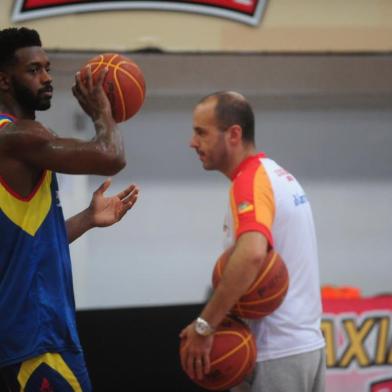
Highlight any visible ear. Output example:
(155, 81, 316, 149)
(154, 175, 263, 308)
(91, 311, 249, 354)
(0, 71, 11, 91)
(226, 124, 243, 146)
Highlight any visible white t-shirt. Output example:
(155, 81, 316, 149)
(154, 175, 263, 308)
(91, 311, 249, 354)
(224, 153, 325, 362)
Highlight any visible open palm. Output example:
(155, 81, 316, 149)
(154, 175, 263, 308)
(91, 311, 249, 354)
(89, 179, 139, 227)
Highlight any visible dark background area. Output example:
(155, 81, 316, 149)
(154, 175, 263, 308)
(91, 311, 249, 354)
(0, 304, 227, 392)
(77, 304, 211, 391)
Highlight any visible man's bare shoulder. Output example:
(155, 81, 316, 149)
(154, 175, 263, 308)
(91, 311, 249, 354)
(0, 119, 56, 150)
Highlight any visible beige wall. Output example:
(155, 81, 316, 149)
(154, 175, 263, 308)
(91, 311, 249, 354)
(2, 0, 392, 52)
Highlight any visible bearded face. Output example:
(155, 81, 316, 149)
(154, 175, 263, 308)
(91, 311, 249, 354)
(4, 46, 53, 115)
(11, 74, 52, 111)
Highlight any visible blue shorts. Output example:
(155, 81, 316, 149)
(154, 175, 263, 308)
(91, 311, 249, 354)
(0, 351, 92, 392)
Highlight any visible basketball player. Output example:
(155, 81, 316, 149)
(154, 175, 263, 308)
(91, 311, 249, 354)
(0, 27, 138, 391)
(180, 91, 326, 392)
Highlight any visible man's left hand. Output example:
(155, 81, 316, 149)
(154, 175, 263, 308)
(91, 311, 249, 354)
(88, 178, 139, 227)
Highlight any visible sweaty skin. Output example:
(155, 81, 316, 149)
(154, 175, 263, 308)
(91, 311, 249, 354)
(0, 46, 125, 198)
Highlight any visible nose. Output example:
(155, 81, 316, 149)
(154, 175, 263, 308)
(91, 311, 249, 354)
(41, 69, 52, 85)
(189, 134, 198, 149)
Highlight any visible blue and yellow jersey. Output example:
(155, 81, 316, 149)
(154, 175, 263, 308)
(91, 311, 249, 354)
(0, 114, 81, 367)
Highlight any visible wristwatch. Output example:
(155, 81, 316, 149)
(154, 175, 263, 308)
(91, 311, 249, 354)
(194, 317, 215, 336)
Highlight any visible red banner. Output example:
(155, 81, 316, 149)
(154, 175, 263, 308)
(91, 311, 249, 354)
(12, 0, 267, 25)
(322, 296, 392, 392)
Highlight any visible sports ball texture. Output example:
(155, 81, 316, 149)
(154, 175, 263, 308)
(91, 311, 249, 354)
(80, 53, 146, 123)
(181, 316, 256, 391)
(212, 248, 289, 319)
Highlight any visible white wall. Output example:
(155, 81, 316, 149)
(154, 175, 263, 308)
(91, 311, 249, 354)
(40, 53, 392, 309)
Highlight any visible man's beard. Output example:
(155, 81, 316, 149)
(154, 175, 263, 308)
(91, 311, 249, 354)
(11, 77, 52, 111)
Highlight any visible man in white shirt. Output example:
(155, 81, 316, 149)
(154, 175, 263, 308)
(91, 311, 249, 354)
(180, 91, 325, 392)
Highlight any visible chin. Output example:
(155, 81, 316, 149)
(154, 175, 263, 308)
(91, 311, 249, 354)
(202, 163, 215, 171)
(36, 101, 51, 111)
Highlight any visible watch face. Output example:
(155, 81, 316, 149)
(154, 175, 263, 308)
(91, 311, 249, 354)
(197, 322, 207, 335)
(195, 318, 211, 336)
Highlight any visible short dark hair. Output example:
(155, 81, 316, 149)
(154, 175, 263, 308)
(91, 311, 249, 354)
(199, 91, 255, 144)
(0, 27, 42, 70)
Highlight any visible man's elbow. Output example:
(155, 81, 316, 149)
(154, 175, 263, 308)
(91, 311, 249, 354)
(248, 247, 268, 269)
(102, 155, 126, 175)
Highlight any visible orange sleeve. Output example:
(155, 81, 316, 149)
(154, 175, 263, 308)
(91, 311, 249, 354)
(230, 163, 275, 246)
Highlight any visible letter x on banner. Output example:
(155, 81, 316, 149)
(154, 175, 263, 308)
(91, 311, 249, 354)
(322, 296, 392, 392)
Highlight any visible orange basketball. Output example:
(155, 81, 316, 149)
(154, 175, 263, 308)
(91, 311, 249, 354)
(79, 53, 146, 123)
(212, 248, 289, 319)
(181, 316, 256, 391)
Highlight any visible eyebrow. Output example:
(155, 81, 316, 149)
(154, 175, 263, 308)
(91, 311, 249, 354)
(27, 60, 51, 67)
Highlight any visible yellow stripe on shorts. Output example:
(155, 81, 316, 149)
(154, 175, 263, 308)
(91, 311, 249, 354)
(17, 353, 82, 392)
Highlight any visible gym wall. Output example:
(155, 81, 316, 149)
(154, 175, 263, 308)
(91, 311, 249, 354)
(2, 0, 392, 52)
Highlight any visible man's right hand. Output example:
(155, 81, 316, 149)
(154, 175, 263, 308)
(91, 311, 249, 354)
(179, 322, 213, 380)
(72, 66, 113, 122)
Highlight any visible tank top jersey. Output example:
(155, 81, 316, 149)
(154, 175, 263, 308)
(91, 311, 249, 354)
(0, 114, 81, 367)
(223, 153, 325, 362)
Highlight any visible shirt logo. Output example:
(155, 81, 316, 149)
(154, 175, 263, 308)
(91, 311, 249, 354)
(55, 190, 62, 207)
(12, 0, 268, 26)
(40, 378, 53, 392)
(274, 167, 294, 182)
(237, 201, 254, 214)
(293, 193, 308, 206)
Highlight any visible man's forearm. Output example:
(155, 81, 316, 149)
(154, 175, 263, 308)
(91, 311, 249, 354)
(199, 232, 268, 328)
(66, 208, 94, 244)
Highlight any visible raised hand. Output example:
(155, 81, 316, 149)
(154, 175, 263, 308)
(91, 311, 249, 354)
(88, 178, 139, 228)
(72, 66, 112, 120)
